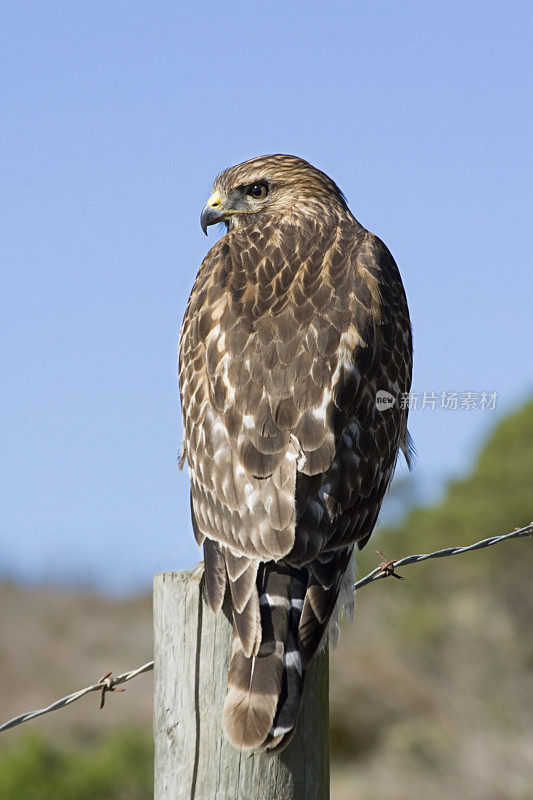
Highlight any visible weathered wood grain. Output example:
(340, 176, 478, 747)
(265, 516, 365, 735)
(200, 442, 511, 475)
(153, 567, 329, 800)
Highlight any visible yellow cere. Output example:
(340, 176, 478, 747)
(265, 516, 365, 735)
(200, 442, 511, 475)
(207, 191, 223, 209)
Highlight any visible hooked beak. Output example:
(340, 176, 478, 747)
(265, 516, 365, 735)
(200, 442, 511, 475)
(200, 191, 227, 235)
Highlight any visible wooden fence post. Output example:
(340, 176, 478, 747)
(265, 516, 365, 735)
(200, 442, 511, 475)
(153, 566, 329, 800)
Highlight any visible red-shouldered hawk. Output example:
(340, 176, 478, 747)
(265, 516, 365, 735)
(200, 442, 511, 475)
(179, 155, 413, 752)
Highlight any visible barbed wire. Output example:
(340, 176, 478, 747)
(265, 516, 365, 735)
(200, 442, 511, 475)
(353, 521, 533, 591)
(1, 522, 531, 735)
(0, 661, 154, 733)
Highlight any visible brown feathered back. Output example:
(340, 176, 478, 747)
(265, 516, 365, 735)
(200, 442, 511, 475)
(179, 155, 412, 751)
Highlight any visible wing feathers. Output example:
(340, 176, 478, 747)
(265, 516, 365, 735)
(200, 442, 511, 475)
(299, 548, 353, 668)
(227, 556, 258, 614)
(203, 537, 226, 613)
(232, 591, 261, 658)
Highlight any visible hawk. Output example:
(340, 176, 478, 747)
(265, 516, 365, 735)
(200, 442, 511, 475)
(178, 154, 412, 752)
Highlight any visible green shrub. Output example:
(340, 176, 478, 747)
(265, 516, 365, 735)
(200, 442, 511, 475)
(0, 729, 153, 800)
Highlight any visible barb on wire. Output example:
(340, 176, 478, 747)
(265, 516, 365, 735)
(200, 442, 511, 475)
(353, 522, 533, 592)
(0, 661, 154, 733)
(374, 550, 405, 580)
(1, 522, 532, 735)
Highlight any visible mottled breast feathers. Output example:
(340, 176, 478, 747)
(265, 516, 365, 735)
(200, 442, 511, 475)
(179, 211, 411, 565)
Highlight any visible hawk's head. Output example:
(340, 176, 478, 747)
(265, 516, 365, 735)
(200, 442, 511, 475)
(200, 154, 348, 234)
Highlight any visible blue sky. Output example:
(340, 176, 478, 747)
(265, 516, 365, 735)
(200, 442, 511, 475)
(1, 1, 531, 592)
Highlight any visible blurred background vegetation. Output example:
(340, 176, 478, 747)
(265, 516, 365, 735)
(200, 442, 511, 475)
(1, 398, 532, 799)
(0, 731, 152, 800)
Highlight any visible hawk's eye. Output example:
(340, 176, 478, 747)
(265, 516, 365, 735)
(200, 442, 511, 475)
(246, 182, 268, 200)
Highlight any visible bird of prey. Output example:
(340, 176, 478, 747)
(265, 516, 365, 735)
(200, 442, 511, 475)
(178, 154, 412, 752)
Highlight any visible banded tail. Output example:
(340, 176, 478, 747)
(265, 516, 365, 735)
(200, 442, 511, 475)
(203, 538, 353, 752)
